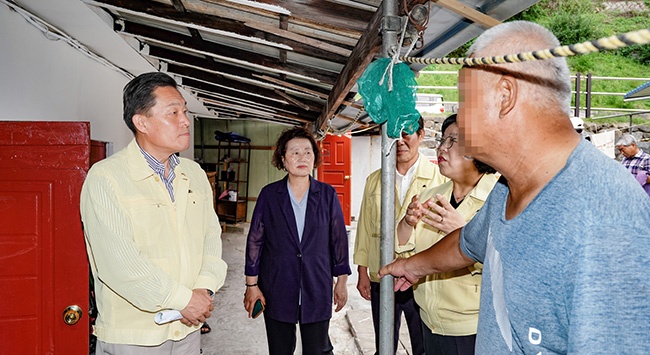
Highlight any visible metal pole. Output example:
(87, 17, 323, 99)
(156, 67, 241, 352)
(586, 73, 592, 119)
(574, 72, 581, 117)
(380, 0, 399, 354)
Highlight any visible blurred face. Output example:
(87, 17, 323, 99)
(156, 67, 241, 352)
(136, 86, 190, 159)
(283, 138, 315, 178)
(457, 67, 486, 158)
(396, 130, 424, 167)
(457, 66, 505, 160)
(437, 123, 477, 180)
(616, 143, 638, 158)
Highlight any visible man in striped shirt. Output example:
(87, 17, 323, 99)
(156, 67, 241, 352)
(616, 134, 650, 196)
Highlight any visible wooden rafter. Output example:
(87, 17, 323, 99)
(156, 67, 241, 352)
(431, 0, 501, 28)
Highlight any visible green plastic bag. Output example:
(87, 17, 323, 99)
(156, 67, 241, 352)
(357, 58, 420, 138)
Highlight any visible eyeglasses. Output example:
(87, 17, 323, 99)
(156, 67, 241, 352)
(436, 135, 458, 150)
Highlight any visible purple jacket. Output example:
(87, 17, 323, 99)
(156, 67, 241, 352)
(245, 176, 351, 324)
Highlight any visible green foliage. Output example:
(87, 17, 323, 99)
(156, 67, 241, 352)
(567, 56, 595, 73)
(618, 44, 650, 66)
(542, 13, 603, 45)
(415, 0, 650, 114)
(446, 41, 473, 58)
(513, 0, 601, 20)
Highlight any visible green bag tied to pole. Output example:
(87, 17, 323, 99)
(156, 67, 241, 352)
(357, 58, 420, 139)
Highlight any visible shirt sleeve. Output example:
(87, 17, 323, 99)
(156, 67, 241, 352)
(394, 223, 416, 255)
(460, 200, 489, 263)
(329, 186, 351, 276)
(245, 188, 266, 276)
(81, 170, 192, 312)
(353, 176, 374, 267)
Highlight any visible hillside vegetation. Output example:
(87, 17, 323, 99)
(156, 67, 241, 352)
(416, 0, 650, 122)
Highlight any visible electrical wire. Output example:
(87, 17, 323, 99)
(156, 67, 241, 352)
(1, 0, 133, 79)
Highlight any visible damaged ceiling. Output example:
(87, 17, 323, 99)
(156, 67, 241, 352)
(12, 0, 541, 134)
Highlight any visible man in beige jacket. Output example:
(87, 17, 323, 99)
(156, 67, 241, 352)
(81, 72, 227, 354)
(354, 117, 447, 354)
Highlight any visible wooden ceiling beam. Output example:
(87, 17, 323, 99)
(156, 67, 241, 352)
(91, 0, 349, 62)
(147, 46, 334, 96)
(199, 0, 374, 33)
(273, 90, 312, 111)
(167, 64, 288, 104)
(255, 74, 361, 109)
(120, 21, 339, 85)
(244, 22, 351, 57)
(194, 91, 300, 116)
(181, 77, 320, 121)
(255, 74, 328, 100)
(431, 0, 501, 28)
(315, 4, 382, 129)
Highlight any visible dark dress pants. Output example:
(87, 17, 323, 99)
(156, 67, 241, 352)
(264, 312, 333, 355)
(421, 322, 476, 355)
(370, 281, 425, 355)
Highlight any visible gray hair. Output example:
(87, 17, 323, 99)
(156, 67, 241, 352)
(616, 134, 637, 146)
(467, 21, 572, 115)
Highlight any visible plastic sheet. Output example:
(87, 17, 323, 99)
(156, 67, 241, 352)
(357, 58, 420, 138)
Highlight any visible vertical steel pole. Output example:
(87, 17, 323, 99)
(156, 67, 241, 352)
(586, 73, 592, 119)
(380, 0, 398, 354)
(574, 72, 581, 118)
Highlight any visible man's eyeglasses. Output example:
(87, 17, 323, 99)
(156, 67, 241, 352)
(436, 136, 458, 150)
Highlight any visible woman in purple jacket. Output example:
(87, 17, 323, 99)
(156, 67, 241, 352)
(243, 127, 351, 354)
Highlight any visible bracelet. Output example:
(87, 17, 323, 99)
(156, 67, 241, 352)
(245, 283, 258, 287)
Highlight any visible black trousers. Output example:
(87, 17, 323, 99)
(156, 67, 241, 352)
(370, 281, 425, 354)
(422, 322, 476, 355)
(263, 313, 333, 355)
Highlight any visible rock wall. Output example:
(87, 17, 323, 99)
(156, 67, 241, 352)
(421, 116, 650, 158)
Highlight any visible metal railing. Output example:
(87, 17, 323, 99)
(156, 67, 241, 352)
(417, 71, 650, 119)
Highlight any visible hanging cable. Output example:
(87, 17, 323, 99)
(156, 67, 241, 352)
(396, 27, 650, 66)
(1, 0, 133, 79)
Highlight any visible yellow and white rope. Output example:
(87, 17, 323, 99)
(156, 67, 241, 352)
(398, 28, 650, 66)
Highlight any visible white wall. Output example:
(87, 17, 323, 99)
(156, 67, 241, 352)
(0, 4, 133, 150)
(0, 2, 200, 158)
(350, 135, 382, 221)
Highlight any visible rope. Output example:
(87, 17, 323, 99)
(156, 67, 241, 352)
(398, 28, 650, 66)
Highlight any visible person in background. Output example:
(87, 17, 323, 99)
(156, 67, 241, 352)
(354, 116, 447, 354)
(379, 21, 650, 353)
(396, 114, 498, 355)
(615, 134, 650, 196)
(81, 72, 227, 354)
(244, 127, 351, 355)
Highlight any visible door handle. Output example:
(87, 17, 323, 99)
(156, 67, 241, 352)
(63, 305, 83, 325)
(344, 175, 351, 180)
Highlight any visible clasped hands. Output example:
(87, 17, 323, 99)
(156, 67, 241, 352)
(383, 194, 466, 291)
(403, 194, 465, 234)
(179, 288, 214, 326)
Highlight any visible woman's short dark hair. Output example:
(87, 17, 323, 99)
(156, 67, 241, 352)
(272, 127, 321, 170)
(441, 114, 496, 174)
(123, 72, 178, 134)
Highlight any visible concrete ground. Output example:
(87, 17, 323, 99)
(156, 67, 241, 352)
(201, 222, 415, 355)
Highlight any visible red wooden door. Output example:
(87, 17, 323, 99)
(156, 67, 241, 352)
(318, 133, 352, 225)
(0, 121, 90, 354)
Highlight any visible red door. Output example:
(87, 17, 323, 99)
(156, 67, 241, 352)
(318, 133, 352, 225)
(0, 121, 90, 354)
